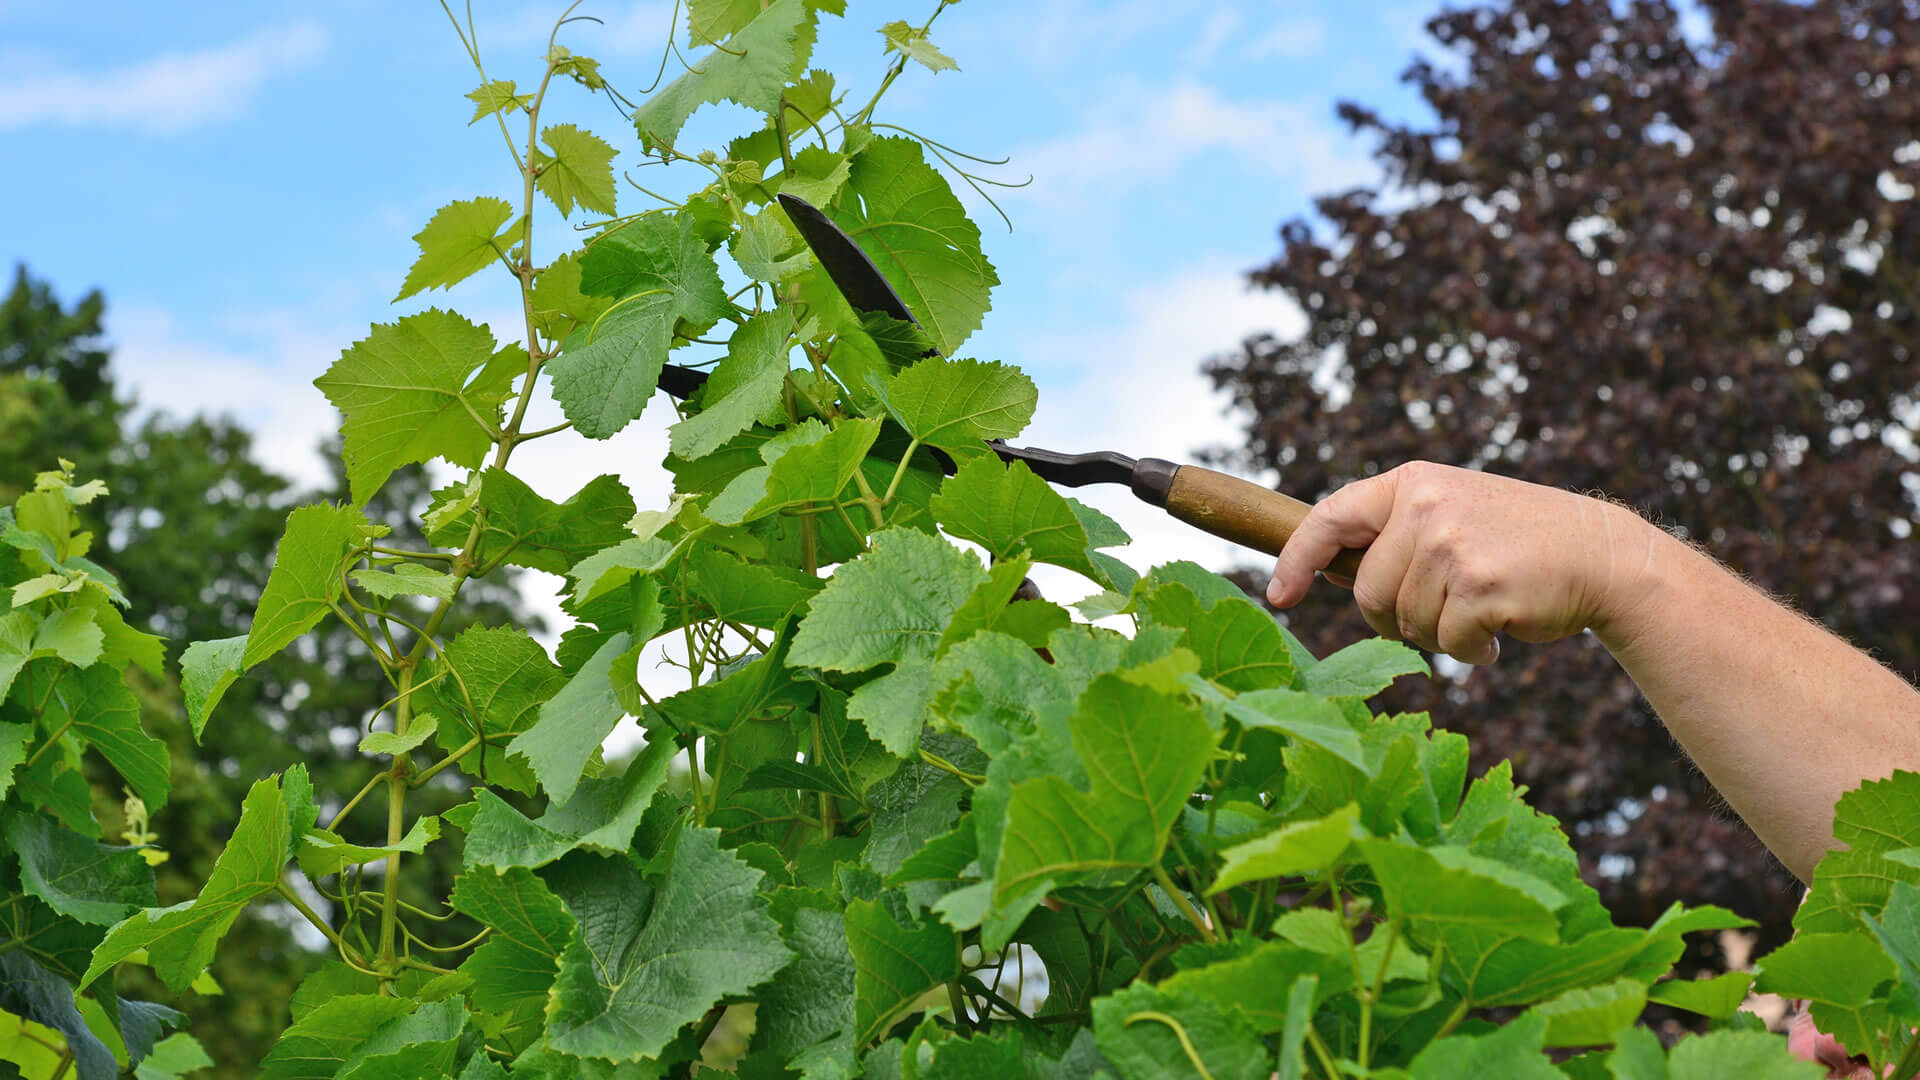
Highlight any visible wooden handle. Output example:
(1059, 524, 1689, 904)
(1158, 464, 1366, 580)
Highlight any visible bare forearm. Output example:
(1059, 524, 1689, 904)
(1593, 521, 1920, 883)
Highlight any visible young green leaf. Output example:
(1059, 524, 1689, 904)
(1207, 803, 1361, 893)
(296, 816, 440, 879)
(635, 0, 817, 151)
(418, 625, 566, 796)
(394, 197, 516, 301)
(10, 814, 156, 926)
(879, 20, 957, 72)
(730, 206, 814, 283)
(845, 896, 961, 1044)
(315, 312, 521, 505)
(543, 829, 794, 1061)
(1646, 970, 1756, 1020)
(448, 867, 575, 1015)
(548, 212, 731, 439)
(532, 123, 618, 218)
(17, 662, 168, 810)
(460, 738, 674, 870)
(669, 311, 793, 460)
(84, 766, 312, 992)
(348, 563, 456, 602)
(789, 526, 985, 672)
(1091, 982, 1269, 1080)
(1300, 637, 1430, 698)
(242, 503, 369, 670)
(1798, 770, 1920, 935)
(873, 357, 1035, 450)
(1407, 1011, 1562, 1080)
(930, 457, 1112, 582)
(1529, 977, 1649, 1048)
(465, 80, 529, 123)
(704, 417, 884, 525)
(503, 630, 633, 804)
(833, 136, 998, 355)
(993, 674, 1214, 905)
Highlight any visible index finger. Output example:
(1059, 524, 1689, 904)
(1266, 469, 1402, 608)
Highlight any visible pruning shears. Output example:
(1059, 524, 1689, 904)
(653, 194, 1365, 579)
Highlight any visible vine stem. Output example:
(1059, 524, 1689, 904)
(325, 770, 388, 832)
(1150, 863, 1217, 945)
(276, 878, 364, 965)
(410, 735, 483, 788)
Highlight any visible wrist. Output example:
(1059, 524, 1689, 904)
(1582, 498, 1676, 653)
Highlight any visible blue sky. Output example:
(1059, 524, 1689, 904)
(0, 0, 1439, 607)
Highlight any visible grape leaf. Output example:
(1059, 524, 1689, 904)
(1137, 580, 1296, 692)
(165, 632, 235, 734)
(0, 610, 35, 701)
(669, 311, 792, 460)
(10, 814, 156, 925)
(260, 995, 414, 1080)
(394, 197, 516, 301)
(685, 545, 821, 627)
(449, 867, 574, 1014)
(243, 504, 369, 670)
(528, 250, 614, 344)
(504, 630, 633, 804)
(1799, 770, 1920, 935)
(1529, 977, 1648, 1048)
(1300, 637, 1430, 698)
(349, 563, 456, 602)
(419, 625, 565, 796)
(533, 123, 617, 217)
(993, 674, 1214, 905)
(879, 20, 957, 72)
(466, 80, 528, 123)
(873, 358, 1034, 451)
(1646, 970, 1754, 1021)
(1222, 688, 1367, 771)
(1754, 931, 1896, 1055)
(34, 607, 101, 667)
(0, 952, 120, 1080)
(84, 766, 312, 992)
(544, 829, 794, 1061)
(296, 816, 440, 879)
(1207, 803, 1361, 893)
(704, 417, 883, 525)
(789, 527, 986, 673)
(687, 0, 760, 44)
(548, 212, 731, 439)
(335, 998, 466, 1080)
(1360, 837, 1562, 959)
(0, 721, 28, 800)
(831, 136, 997, 355)
(424, 469, 636, 578)
(754, 903, 856, 1060)
(460, 738, 674, 870)
(730, 206, 813, 283)
(18, 662, 168, 810)
(931, 457, 1111, 583)
(1664, 1029, 1825, 1079)
(845, 896, 960, 1044)
(635, 0, 815, 151)
(1407, 1011, 1561, 1080)
(1091, 982, 1268, 1080)
(133, 1033, 213, 1080)
(780, 144, 851, 206)
(315, 311, 521, 505)
(357, 713, 439, 757)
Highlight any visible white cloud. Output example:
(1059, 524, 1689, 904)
(1013, 81, 1379, 210)
(1245, 15, 1327, 61)
(1185, 10, 1243, 67)
(110, 302, 345, 488)
(1014, 259, 1308, 604)
(0, 24, 326, 134)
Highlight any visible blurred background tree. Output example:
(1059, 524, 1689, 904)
(0, 264, 536, 1075)
(1208, 0, 1920, 967)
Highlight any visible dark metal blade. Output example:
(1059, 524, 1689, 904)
(657, 362, 708, 401)
(990, 441, 1138, 488)
(776, 193, 925, 335)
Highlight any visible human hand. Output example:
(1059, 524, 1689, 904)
(1265, 462, 1657, 664)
